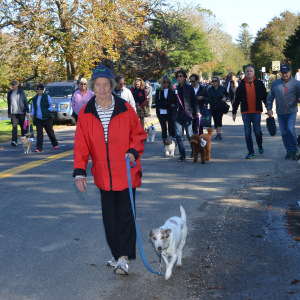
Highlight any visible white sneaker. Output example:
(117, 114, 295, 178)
(106, 257, 117, 267)
(114, 257, 129, 275)
(11, 141, 17, 146)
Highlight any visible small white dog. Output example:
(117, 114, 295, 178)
(149, 206, 187, 280)
(146, 124, 156, 142)
(163, 137, 178, 157)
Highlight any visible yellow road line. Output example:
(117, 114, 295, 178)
(0, 150, 74, 179)
(145, 118, 159, 128)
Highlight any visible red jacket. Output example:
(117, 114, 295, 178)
(73, 95, 147, 191)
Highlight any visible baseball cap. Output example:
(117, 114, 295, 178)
(11, 80, 18, 85)
(90, 65, 113, 81)
(280, 64, 290, 73)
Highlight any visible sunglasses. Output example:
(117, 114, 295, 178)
(80, 83, 87, 85)
(37, 88, 43, 90)
(163, 81, 170, 84)
(189, 80, 196, 83)
(176, 75, 183, 78)
(212, 80, 218, 83)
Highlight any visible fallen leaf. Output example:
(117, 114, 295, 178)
(290, 279, 300, 285)
(250, 234, 263, 238)
(223, 262, 235, 265)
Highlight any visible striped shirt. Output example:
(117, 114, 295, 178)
(95, 96, 115, 143)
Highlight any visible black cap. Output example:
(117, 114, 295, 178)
(280, 64, 290, 73)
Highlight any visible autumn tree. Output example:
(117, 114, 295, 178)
(0, 0, 151, 84)
(250, 11, 300, 72)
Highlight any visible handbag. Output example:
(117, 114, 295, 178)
(200, 104, 212, 127)
(222, 102, 230, 114)
(266, 117, 276, 136)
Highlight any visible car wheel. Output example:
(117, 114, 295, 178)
(71, 117, 76, 126)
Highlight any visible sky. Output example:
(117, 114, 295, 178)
(178, 0, 300, 41)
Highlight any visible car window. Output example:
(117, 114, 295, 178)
(45, 86, 74, 97)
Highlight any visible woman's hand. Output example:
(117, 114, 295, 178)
(75, 177, 87, 193)
(125, 153, 135, 163)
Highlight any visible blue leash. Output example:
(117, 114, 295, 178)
(125, 156, 163, 276)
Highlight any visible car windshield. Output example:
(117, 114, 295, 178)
(44, 86, 74, 97)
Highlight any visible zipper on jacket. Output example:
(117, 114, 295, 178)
(283, 81, 286, 114)
(106, 142, 113, 191)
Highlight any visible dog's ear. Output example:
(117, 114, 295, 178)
(165, 228, 172, 237)
(149, 230, 153, 238)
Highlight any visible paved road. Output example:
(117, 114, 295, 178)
(0, 107, 300, 299)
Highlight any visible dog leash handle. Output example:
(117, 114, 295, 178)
(126, 156, 163, 276)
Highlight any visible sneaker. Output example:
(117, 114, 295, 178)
(215, 134, 222, 140)
(114, 257, 129, 275)
(178, 155, 185, 162)
(106, 257, 117, 267)
(35, 149, 43, 153)
(285, 152, 292, 159)
(291, 150, 298, 160)
(245, 153, 255, 159)
(54, 145, 59, 149)
(11, 141, 17, 146)
(258, 146, 264, 154)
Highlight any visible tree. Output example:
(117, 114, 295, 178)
(0, 0, 150, 82)
(236, 23, 253, 61)
(284, 25, 300, 75)
(251, 11, 300, 72)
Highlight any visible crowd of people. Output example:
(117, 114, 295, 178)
(5, 63, 300, 277)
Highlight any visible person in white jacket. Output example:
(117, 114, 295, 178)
(113, 75, 136, 112)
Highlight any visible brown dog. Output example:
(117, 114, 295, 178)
(190, 128, 213, 163)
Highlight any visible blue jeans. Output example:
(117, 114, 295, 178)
(277, 113, 297, 152)
(242, 113, 263, 154)
(174, 112, 193, 157)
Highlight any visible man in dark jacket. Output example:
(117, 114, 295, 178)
(7, 80, 29, 146)
(232, 65, 267, 159)
(174, 69, 200, 161)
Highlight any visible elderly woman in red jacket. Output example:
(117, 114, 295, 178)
(73, 65, 147, 276)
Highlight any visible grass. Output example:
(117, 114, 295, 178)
(0, 120, 22, 143)
(0, 120, 73, 143)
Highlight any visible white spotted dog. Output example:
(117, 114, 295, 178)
(149, 206, 187, 280)
(163, 137, 178, 157)
(146, 123, 156, 142)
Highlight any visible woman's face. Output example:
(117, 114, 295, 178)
(37, 87, 43, 96)
(93, 77, 111, 101)
(80, 81, 87, 92)
(212, 78, 219, 88)
(163, 79, 171, 88)
(135, 80, 141, 88)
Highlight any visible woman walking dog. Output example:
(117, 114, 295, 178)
(73, 65, 147, 275)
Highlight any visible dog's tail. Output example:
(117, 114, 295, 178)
(180, 205, 186, 222)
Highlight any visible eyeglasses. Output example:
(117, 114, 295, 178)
(163, 81, 170, 84)
(189, 80, 195, 83)
(37, 88, 43, 90)
(176, 75, 183, 78)
(212, 80, 218, 83)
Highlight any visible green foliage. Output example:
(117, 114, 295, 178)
(236, 23, 253, 61)
(284, 25, 300, 75)
(251, 12, 300, 72)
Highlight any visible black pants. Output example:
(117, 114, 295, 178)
(157, 113, 175, 140)
(11, 114, 26, 142)
(211, 109, 223, 129)
(100, 188, 136, 260)
(35, 118, 58, 151)
(192, 118, 204, 135)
